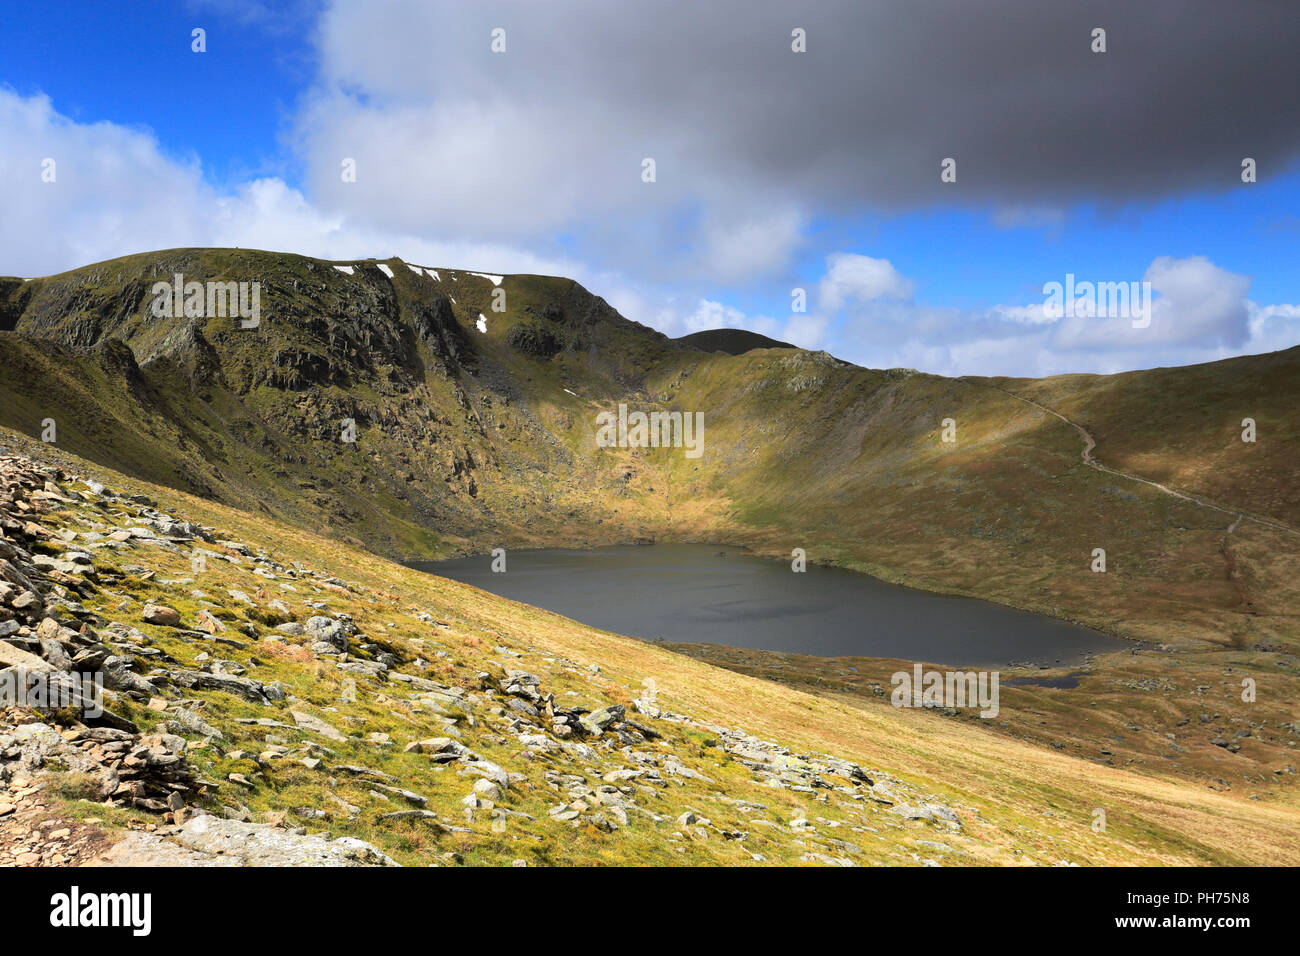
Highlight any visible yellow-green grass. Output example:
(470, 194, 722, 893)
(8, 428, 1298, 866)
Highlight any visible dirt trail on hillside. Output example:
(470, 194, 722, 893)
(991, 385, 1300, 540)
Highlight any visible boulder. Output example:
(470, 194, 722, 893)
(304, 616, 348, 652)
(97, 815, 399, 867)
(164, 669, 274, 705)
(0, 641, 54, 672)
(579, 704, 625, 736)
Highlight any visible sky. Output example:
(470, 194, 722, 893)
(1, 0, 1297, 377)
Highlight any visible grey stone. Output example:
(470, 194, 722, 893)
(290, 710, 348, 742)
(97, 814, 400, 867)
(304, 616, 348, 652)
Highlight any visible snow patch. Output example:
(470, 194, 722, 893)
(376, 264, 394, 278)
(469, 272, 504, 286)
(333, 265, 354, 275)
(563, 388, 578, 396)
(406, 264, 424, 276)
(426, 268, 441, 280)
(475, 313, 488, 334)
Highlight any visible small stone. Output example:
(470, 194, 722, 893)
(196, 609, 227, 634)
(290, 710, 347, 743)
(141, 604, 181, 627)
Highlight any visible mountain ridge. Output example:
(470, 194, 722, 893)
(2, 247, 1298, 655)
(2, 247, 1299, 867)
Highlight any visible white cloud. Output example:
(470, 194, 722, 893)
(0, 91, 209, 277)
(0, 89, 609, 293)
(681, 300, 750, 335)
(0, 85, 794, 339)
(821, 253, 1298, 377)
(1144, 255, 1253, 347)
(818, 254, 914, 310)
(0, 86, 1294, 382)
(1245, 302, 1300, 355)
(992, 303, 1058, 326)
(780, 313, 830, 349)
(1049, 256, 1252, 352)
(290, 2, 820, 285)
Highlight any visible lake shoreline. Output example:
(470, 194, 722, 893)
(414, 542, 1131, 669)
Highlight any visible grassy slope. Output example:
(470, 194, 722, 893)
(9, 428, 1299, 866)
(1000, 350, 1300, 527)
(649, 347, 1300, 651)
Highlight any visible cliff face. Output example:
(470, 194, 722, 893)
(0, 249, 683, 559)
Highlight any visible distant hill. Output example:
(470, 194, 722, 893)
(675, 328, 795, 354)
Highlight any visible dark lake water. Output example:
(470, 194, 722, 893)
(415, 544, 1129, 668)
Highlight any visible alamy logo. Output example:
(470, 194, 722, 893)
(49, 886, 152, 936)
(595, 403, 704, 459)
(1042, 273, 1151, 329)
(891, 664, 999, 718)
(149, 273, 261, 328)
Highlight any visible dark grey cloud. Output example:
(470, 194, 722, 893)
(315, 0, 1300, 208)
(9, 0, 1294, 378)
(299, 0, 1300, 285)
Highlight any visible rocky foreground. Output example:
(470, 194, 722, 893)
(0, 447, 989, 867)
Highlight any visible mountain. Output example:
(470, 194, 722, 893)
(2, 247, 1299, 866)
(675, 328, 797, 354)
(0, 248, 681, 559)
(3, 247, 1297, 652)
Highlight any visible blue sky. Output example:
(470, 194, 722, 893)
(0, 0, 314, 186)
(1, 0, 1297, 377)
